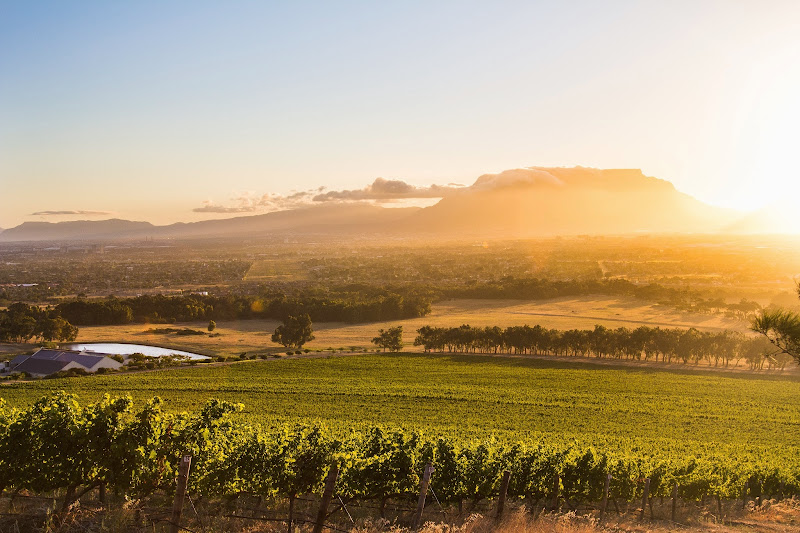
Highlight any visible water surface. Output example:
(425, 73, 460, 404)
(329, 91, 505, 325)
(67, 342, 210, 360)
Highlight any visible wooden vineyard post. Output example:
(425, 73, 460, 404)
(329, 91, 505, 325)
(312, 465, 339, 533)
(741, 481, 748, 510)
(170, 455, 192, 533)
(412, 463, 435, 529)
(599, 474, 612, 521)
(496, 470, 511, 520)
(640, 478, 650, 520)
(552, 475, 560, 511)
(671, 484, 678, 522)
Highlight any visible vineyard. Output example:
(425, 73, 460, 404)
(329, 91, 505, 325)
(2, 354, 799, 447)
(2, 354, 800, 529)
(1, 393, 799, 532)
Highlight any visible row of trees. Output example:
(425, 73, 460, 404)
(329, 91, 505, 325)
(0, 302, 78, 343)
(0, 394, 795, 512)
(55, 289, 431, 326)
(413, 324, 785, 369)
(439, 278, 762, 319)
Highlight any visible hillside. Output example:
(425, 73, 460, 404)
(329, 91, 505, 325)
(0, 219, 154, 241)
(405, 167, 739, 237)
(1, 167, 744, 241)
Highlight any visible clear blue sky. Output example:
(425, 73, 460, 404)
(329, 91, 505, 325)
(2, 1, 799, 226)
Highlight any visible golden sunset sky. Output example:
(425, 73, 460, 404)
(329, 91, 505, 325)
(1, 1, 799, 228)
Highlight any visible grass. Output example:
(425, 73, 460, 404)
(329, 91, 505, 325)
(49, 296, 748, 359)
(2, 352, 799, 459)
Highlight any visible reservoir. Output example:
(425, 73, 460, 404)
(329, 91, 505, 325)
(66, 342, 211, 361)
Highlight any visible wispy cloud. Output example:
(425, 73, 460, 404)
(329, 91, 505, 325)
(312, 178, 464, 202)
(30, 210, 114, 216)
(193, 190, 318, 214)
(193, 202, 257, 214)
(193, 170, 560, 215)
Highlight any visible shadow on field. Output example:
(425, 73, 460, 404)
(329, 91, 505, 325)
(410, 351, 800, 383)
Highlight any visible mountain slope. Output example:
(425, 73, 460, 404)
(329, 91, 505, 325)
(0, 205, 418, 242)
(403, 167, 738, 237)
(0, 219, 155, 242)
(1, 167, 742, 242)
(152, 203, 418, 238)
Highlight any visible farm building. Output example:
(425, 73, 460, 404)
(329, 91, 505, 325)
(4, 348, 123, 377)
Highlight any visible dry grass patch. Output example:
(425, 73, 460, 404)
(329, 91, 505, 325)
(63, 296, 748, 359)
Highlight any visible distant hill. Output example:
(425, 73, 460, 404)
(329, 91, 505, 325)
(0, 219, 155, 242)
(1, 167, 746, 242)
(152, 203, 419, 239)
(0, 205, 419, 242)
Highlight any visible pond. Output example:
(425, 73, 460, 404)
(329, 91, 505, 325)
(66, 342, 211, 361)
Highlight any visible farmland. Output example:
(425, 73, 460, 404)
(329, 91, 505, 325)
(3, 353, 799, 460)
(3, 237, 800, 530)
(30, 295, 747, 359)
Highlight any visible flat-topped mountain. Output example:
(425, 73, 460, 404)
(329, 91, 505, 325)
(405, 167, 738, 237)
(1, 167, 745, 242)
(0, 219, 155, 242)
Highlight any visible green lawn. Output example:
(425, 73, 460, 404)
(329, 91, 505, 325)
(2, 353, 799, 460)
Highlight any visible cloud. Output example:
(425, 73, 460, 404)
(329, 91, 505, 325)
(192, 169, 561, 215)
(193, 203, 257, 214)
(471, 168, 564, 191)
(313, 178, 464, 202)
(30, 210, 114, 216)
(193, 190, 317, 214)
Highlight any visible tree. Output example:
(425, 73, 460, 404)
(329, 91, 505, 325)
(750, 281, 800, 366)
(372, 326, 404, 352)
(752, 308, 800, 364)
(271, 314, 315, 349)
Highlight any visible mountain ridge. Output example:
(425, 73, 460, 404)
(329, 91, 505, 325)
(1, 167, 747, 242)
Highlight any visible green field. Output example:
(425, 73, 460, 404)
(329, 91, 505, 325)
(2, 353, 799, 458)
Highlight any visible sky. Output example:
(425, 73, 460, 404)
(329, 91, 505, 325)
(1, 0, 800, 228)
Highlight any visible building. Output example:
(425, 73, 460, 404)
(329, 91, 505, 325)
(4, 348, 123, 377)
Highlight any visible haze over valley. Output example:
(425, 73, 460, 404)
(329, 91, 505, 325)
(3, 2, 800, 531)
(0, 166, 771, 242)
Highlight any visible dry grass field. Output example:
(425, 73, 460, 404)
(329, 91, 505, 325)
(50, 296, 749, 359)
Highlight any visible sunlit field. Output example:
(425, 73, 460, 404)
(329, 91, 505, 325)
(3, 353, 799, 461)
(46, 296, 747, 359)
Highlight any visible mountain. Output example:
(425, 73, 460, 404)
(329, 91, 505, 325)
(0, 205, 418, 242)
(0, 167, 742, 242)
(0, 219, 155, 242)
(152, 203, 418, 238)
(403, 167, 739, 237)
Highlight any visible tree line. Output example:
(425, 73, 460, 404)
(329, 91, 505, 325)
(0, 394, 795, 514)
(0, 302, 78, 343)
(437, 277, 761, 318)
(413, 324, 786, 370)
(54, 288, 431, 326)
